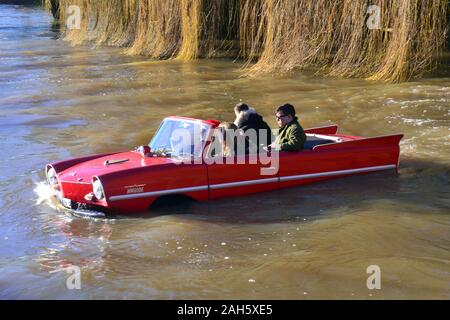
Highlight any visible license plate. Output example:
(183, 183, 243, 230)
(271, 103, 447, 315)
(55, 191, 72, 208)
(61, 197, 72, 208)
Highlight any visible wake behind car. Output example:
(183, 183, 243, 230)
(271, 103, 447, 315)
(45, 116, 403, 218)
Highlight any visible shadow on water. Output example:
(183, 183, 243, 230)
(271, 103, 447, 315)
(45, 21, 61, 40)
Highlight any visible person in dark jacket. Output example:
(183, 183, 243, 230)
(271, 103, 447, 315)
(270, 103, 306, 151)
(233, 103, 274, 152)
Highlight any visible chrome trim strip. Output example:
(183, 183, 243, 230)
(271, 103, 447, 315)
(304, 124, 338, 132)
(104, 158, 129, 166)
(279, 164, 396, 182)
(209, 178, 279, 190)
(306, 124, 338, 129)
(108, 164, 396, 202)
(109, 185, 209, 202)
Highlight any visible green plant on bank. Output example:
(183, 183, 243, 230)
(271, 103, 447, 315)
(43, 0, 449, 83)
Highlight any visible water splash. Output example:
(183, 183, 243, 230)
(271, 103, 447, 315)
(33, 181, 56, 208)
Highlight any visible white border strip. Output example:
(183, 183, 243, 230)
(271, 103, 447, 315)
(109, 185, 209, 202)
(279, 164, 396, 182)
(108, 164, 396, 202)
(209, 177, 279, 190)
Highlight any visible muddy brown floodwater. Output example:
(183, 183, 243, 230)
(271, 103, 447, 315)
(0, 5, 449, 299)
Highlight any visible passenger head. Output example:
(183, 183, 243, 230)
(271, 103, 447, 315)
(218, 122, 238, 143)
(234, 103, 249, 117)
(275, 103, 296, 127)
(218, 122, 238, 156)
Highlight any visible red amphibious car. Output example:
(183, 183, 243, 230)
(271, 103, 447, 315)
(45, 116, 403, 217)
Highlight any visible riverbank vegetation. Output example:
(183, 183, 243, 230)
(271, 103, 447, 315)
(43, 0, 449, 82)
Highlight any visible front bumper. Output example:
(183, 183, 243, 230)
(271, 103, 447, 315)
(55, 190, 107, 219)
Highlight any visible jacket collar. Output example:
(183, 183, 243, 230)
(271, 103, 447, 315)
(280, 117, 298, 130)
(234, 107, 256, 127)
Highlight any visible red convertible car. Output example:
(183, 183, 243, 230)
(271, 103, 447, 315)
(45, 116, 403, 218)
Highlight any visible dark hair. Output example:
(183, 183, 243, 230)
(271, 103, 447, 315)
(234, 103, 249, 113)
(276, 103, 296, 116)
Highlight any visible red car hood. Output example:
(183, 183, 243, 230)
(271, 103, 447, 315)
(57, 151, 173, 184)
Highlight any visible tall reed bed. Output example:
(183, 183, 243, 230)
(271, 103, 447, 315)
(43, 0, 448, 82)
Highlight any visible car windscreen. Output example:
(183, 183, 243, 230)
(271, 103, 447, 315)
(149, 119, 210, 158)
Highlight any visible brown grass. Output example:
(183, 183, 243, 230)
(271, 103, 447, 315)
(44, 0, 449, 82)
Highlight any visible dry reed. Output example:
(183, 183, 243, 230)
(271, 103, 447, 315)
(44, 0, 449, 82)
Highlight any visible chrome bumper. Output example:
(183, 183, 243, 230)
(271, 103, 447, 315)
(54, 190, 106, 219)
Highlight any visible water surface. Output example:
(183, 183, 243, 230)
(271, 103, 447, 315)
(0, 5, 449, 299)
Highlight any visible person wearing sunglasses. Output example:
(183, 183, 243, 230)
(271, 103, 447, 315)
(270, 103, 306, 152)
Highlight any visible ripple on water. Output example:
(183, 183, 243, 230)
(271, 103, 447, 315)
(1, 4, 449, 299)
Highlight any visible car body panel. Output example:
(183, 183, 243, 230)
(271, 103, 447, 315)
(207, 155, 279, 200)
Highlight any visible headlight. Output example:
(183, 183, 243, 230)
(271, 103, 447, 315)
(46, 167, 57, 185)
(93, 179, 105, 200)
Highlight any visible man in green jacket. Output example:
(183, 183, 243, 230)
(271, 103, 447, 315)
(270, 104, 306, 151)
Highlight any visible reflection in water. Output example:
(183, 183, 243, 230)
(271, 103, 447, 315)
(0, 5, 448, 299)
(35, 212, 113, 272)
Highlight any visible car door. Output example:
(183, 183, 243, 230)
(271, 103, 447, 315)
(278, 149, 346, 189)
(206, 153, 279, 200)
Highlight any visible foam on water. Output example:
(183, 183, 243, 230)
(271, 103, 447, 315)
(401, 118, 435, 126)
(33, 181, 56, 208)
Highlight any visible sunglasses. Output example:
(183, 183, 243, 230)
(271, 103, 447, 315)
(276, 114, 289, 120)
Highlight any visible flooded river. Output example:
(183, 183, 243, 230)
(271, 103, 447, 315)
(0, 5, 449, 299)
